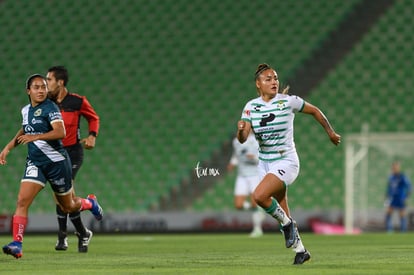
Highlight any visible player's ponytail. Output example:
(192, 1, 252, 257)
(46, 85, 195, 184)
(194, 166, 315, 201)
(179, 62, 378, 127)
(280, 84, 290, 95)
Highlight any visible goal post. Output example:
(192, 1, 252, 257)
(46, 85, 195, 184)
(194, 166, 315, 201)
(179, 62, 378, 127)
(344, 127, 414, 234)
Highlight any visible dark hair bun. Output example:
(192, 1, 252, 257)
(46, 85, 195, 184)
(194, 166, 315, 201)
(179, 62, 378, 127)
(254, 63, 271, 80)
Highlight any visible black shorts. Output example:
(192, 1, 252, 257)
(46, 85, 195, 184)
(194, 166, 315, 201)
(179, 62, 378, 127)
(65, 143, 84, 180)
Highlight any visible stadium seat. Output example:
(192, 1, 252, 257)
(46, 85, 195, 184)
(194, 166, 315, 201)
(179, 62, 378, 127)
(2, 0, 411, 215)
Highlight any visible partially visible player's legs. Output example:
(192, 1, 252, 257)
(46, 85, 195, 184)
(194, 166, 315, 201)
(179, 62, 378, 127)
(64, 150, 92, 251)
(55, 190, 103, 221)
(55, 191, 91, 252)
(54, 193, 97, 252)
(291, 232, 311, 265)
(235, 194, 262, 237)
(68, 192, 88, 236)
(385, 207, 393, 232)
(234, 195, 248, 210)
(254, 173, 310, 264)
(399, 208, 407, 232)
(75, 224, 93, 253)
(250, 206, 265, 237)
(55, 205, 91, 252)
(248, 194, 264, 238)
(273, 181, 310, 264)
(248, 176, 265, 237)
(273, 187, 310, 264)
(235, 176, 263, 237)
(68, 190, 92, 252)
(50, 159, 103, 221)
(253, 174, 295, 246)
(55, 192, 102, 253)
(55, 204, 69, 250)
(3, 181, 43, 259)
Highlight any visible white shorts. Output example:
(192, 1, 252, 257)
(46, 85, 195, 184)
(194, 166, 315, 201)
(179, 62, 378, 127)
(258, 152, 300, 186)
(234, 174, 261, 196)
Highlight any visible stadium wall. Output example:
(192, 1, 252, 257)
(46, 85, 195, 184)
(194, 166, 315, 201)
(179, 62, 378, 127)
(2, 210, 413, 234)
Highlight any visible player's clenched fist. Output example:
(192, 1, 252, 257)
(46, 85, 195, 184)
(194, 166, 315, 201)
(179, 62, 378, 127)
(238, 120, 246, 131)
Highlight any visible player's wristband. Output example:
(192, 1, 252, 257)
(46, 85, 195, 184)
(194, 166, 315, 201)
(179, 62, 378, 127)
(89, 131, 97, 137)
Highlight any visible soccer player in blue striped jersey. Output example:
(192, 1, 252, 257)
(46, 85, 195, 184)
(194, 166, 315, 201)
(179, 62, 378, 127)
(237, 64, 341, 264)
(0, 74, 103, 259)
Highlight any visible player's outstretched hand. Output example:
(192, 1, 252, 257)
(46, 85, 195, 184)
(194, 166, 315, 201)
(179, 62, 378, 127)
(329, 132, 341, 146)
(0, 149, 9, 165)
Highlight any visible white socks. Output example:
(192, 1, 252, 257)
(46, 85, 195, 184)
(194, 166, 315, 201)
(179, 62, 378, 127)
(291, 230, 305, 253)
(252, 208, 265, 231)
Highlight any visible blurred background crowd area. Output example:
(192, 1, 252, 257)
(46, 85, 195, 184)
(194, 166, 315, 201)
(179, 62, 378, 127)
(0, 0, 413, 217)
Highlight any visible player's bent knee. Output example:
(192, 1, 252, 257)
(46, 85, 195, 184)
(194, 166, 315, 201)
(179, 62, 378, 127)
(57, 199, 80, 213)
(252, 190, 266, 206)
(60, 205, 78, 214)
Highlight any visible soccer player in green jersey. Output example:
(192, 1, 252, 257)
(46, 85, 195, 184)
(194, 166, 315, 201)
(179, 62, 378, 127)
(228, 131, 265, 237)
(237, 64, 341, 264)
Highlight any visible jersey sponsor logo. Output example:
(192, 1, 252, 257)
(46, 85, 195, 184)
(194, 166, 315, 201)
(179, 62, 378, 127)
(50, 177, 66, 186)
(56, 187, 67, 193)
(49, 111, 62, 121)
(50, 178, 68, 193)
(244, 109, 250, 116)
(34, 109, 42, 117)
(31, 117, 43, 124)
(259, 113, 276, 126)
(25, 165, 38, 177)
(258, 132, 280, 140)
(24, 124, 35, 133)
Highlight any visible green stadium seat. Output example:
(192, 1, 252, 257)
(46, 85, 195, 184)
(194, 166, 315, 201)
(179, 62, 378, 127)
(3, 0, 408, 214)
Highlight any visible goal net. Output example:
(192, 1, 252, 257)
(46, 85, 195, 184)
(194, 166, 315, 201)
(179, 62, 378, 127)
(344, 127, 414, 234)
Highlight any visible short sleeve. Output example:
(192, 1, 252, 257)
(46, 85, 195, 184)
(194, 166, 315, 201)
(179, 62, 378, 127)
(241, 101, 252, 123)
(48, 102, 63, 123)
(290, 95, 305, 112)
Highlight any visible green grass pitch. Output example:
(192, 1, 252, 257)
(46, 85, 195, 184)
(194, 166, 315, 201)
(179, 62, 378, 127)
(0, 232, 412, 274)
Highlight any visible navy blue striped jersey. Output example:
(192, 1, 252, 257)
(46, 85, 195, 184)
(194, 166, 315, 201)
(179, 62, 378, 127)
(21, 99, 66, 165)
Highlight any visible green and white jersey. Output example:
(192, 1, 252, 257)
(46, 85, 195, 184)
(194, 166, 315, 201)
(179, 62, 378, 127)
(230, 133, 259, 177)
(241, 94, 305, 162)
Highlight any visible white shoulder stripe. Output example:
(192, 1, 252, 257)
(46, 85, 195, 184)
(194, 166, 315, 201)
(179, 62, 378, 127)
(33, 140, 65, 162)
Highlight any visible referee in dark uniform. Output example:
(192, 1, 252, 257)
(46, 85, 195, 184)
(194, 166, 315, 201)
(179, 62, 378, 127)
(46, 66, 100, 252)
